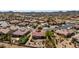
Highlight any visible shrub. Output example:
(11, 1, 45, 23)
(45, 30, 53, 38)
(19, 35, 30, 44)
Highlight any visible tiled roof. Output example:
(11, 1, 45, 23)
(32, 30, 45, 37)
(56, 29, 74, 36)
(10, 25, 19, 31)
(1, 28, 10, 34)
(12, 29, 30, 36)
(10, 20, 20, 24)
(72, 34, 79, 41)
(74, 24, 79, 29)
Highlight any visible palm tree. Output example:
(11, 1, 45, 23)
(4, 33, 12, 45)
(0, 34, 6, 42)
(45, 30, 57, 48)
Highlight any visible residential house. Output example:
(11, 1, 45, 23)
(55, 29, 74, 37)
(0, 21, 10, 28)
(74, 24, 79, 30)
(9, 20, 21, 25)
(32, 30, 46, 39)
(11, 29, 30, 44)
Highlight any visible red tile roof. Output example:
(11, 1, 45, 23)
(0, 28, 10, 34)
(74, 24, 79, 29)
(56, 29, 74, 36)
(72, 34, 79, 41)
(10, 20, 20, 24)
(12, 29, 30, 36)
(32, 30, 45, 37)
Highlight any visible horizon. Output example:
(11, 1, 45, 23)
(0, 10, 79, 12)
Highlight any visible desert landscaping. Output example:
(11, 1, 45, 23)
(0, 11, 79, 48)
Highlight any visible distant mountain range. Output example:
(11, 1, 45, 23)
(0, 10, 79, 17)
(0, 10, 79, 12)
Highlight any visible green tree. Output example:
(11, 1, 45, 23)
(45, 30, 57, 48)
(19, 35, 30, 44)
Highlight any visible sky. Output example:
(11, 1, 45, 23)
(0, 0, 79, 11)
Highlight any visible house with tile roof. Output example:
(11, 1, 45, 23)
(55, 29, 74, 37)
